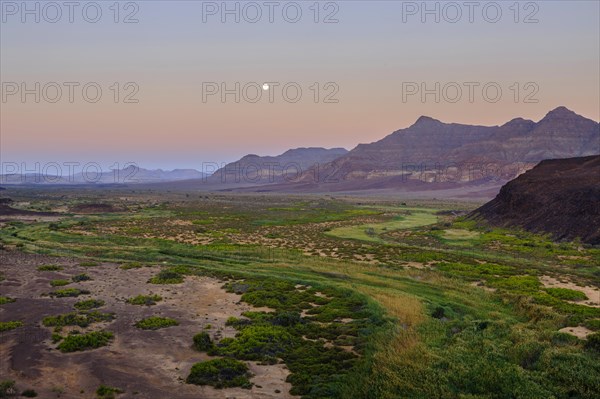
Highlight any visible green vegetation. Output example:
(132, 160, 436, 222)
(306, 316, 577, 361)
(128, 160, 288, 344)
(134, 316, 178, 330)
(37, 265, 62, 271)
(545, 287, 588, 301)
(186, 358, 252, 389)
(74, 299, 105, 310)
(72, 273, 92, 282)
(0, 321, 23, 332)
(126, 294, 162, 306)
(50, 279, 70, 287)
(96, 385, 123, 398)
(193, 332, 214, 351)
(148, 269, 184, 284)
(43, 311, 114, 328)
(49, 288, 90, 298)
(120, 261, 145, 270)
(0, 380, 16, 398)
(79, 261, 99, 267)
(21, 389, 38, 397)
(57, 331, 113, 352)
(0, 296, 15, 305)
(2, 194, 599, 398)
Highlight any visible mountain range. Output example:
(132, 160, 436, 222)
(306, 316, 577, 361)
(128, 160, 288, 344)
(2, 107, 598, 196)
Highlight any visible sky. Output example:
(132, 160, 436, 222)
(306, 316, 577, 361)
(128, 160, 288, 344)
(1, 0, 599, 171)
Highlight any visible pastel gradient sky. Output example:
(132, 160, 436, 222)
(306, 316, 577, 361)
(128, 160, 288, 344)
(1, 0, 599, 169)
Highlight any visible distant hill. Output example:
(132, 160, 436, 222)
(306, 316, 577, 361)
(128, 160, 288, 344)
(290, 107, 599, 191)
(470, 155, 600, 245)
(0, 166, 206, 185)
(206, 147, 348, 186)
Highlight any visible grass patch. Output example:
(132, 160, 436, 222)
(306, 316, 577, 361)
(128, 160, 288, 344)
(0, 321, 23, 332)
(42, 311, 114, 328)
(50, 279, 70, 287)
(37, 265, 62, 271)
(186, 358, 252, 389)
(0, 296, 15, 305)
(49, 288, 90, 298)
(545, 287, 588, 301)
(126, 294, 162, 306)
(135, 316, 178, 330)
(57, 331, 113, 352)
(148, 269, 184, 284)
(74, 299, 105, 310)
(96, 384, 123, 398)
(72, 273, 92, 282)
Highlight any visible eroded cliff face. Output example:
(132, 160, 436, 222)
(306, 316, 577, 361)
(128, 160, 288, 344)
(471, 155, 600, 245)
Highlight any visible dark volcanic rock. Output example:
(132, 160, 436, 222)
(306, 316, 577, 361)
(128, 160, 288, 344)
(471, 155, 600, 245)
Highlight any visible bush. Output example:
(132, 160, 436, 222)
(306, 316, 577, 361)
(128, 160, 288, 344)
(80, 261, 99, 267)
(585, 332, 600, 352)
(0, 296, 15, 305)
(193, 332, 214, 351)
(126, 294, 162, 306)
(43, 311, 114, 328)
(37, 265, 62, 271)
(0, 380, 16, 398)
(72, 273, 92, 282)
(96, 384, 123, 398)
(186, 358, 252, 389)
(217, 325, 295, 362)
(0, 321, 23, 332)
(50, 279, 70, 287)
(49, 288, 90, 298)
(21, 389, 37, 397)
(120, 262, 144, 270)
(57, 331, 113, 352)
(135, 316, 178, 330)
(148, 270, 183, 284)
(74, 299, 105, 310)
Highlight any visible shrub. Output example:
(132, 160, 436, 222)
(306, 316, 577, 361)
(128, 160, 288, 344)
(37, 265, 62, 271)
(545, 288, 588, 301)
(585, 332, 600, 352)
(49, 288, 90, 298)
(126, 294, 162, 306)
(72, 274, 92, 282)
(96, 384, 123, 398)
(80, 261, 99, 267)
(57, 331, 113, 352)
(74, 299, 105, 310)
(0, 296, 15, 305)
(186, 358, 252, 389)
(0, 380, 16, 398)
(121, 262, 144, 270)
(193, 332, 214, 351)
(217, 325, 295, 362)
(43, 311, 114, 328)
(135, 316, 178, 330)
(148, 270, 184, 284)
(21, 389, 37, 397)
(50, 279, 70, 287)
(0, 321, 23, 332)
